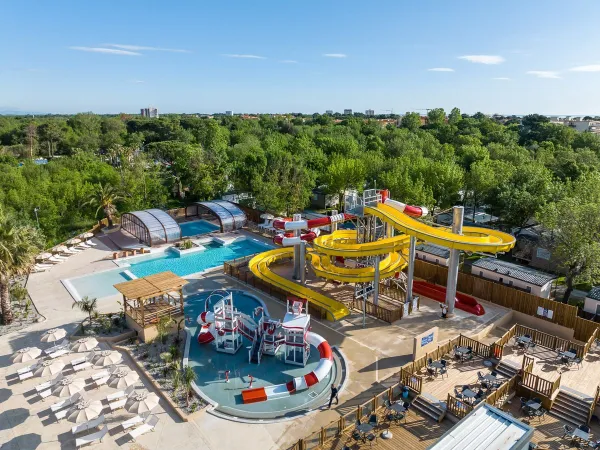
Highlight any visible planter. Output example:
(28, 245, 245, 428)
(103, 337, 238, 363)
(170, 245, 206, 257)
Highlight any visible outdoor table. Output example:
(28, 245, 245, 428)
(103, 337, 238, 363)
(516, 336, 531, 344)
(483, 374, 498, 382)
(571, 428, 591, 443)
(462, 388, 477, 403)
(560, 351, 576, 360)
(430, 361, 444, 370)
(455, 347, 471, 361)
(389, 403, 406, 413)
(356, 423, 373, 440)
(526, 401, 541, 411)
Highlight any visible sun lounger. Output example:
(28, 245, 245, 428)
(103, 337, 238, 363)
(72, 414, 105, 435)
(35, 374, 64, 392)
(75, 425, 108, 448)
(127, 415, 158, 442)
(121, 411, 151, 431)
(73, 362, 92, 372)
(51, 254, 69, 261)
(109, 398, 127, 412)
(91, 369, 110, 381)
(106, 385, 134, 403)
(50, 392, 82, 413)
(71, 350, 95, 367)
(32, 265, 49, 273)
(39, 389, 52, 400)
(48, 348, 70, 359)
(76, 242, 91, 249)
(54, 408, 69, 422)
(85, 240, 97, 246)
(19, 371, 34, 382)
(63, 248, 80, 255)
(44, 339, 70, 355)
(46, 256, 63, 264)
(17, 363, 39, 375)
(93, 376, 109, 389)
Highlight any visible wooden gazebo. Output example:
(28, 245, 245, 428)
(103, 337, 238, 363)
(114, 271, 188, 341)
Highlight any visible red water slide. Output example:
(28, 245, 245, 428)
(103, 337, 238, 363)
(412, 280, 485, 316)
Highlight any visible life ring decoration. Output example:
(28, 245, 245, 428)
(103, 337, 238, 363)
(267, 323, 276, 335)
(217, 328, 225, 336)
(253, 306, 264, 317)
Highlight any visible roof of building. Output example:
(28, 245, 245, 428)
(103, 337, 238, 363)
(471, 257, 556, 286)
(416, 243, 450, 259)
(586, 286, 600, 301)
(428, 404, 532, 450)
(114, 271, 188, 301)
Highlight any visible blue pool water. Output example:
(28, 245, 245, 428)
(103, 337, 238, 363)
(186, 290, 336, 419)
(65, 238, 272, 301)
(180, 220, 219, 237)
(128, 240, 269, 278)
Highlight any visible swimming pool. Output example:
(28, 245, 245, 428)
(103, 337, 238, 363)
(186, 290, 338, 420)
(180, 220, 219, 237)
(64, 238, 273, 301)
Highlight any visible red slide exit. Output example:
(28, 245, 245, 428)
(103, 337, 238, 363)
(412, 280, 485, 316)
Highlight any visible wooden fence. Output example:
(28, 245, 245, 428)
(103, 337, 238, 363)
(486, 375, 518, 408)
(457, 334, 493, 359)
(446, 394, 473, 419)
(513, 324, 588, 358)
(522, 355, 535, 373)
(413, 260, 598, 342)
(520, 371, 561, 399)
(399, 367, 422, 394)
(351, 299, 403, 323)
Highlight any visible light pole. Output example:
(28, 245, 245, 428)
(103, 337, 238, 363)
(33, 207, 40, 228)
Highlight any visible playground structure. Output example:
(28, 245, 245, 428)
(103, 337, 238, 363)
(249, 189, 516, 321)
(196, 291, 334, 404)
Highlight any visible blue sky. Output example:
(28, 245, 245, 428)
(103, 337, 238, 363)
(2, 0, 600, 115)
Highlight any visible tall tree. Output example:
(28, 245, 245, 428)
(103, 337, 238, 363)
(324, 155, 367, 208)
(83, 182, 123, 227)
(448, 107, 462, 125)
(400, 112, 422, 131)
(0, 209, 45, 324)
(538, 173, 600, 302)
(427, 108, 446, 126)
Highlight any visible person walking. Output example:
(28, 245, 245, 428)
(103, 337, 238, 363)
(328, 384, 340, 408)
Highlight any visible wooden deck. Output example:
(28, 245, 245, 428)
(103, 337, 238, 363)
(318, 408, 453, 450)
(419, 354, 490, 401)
(502, 339, 600, 396)
(500, 400, 600, 449)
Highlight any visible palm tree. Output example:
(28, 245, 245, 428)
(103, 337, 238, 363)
(171, 369, 181, 398)
(182, 366, 197, 407)
(156, 316, 174, 347)
(71, 296, 98, 330)
(83, 183, 123, 227)
(0, 210, 45, 325)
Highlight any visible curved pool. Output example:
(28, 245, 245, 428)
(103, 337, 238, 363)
(185, 290, 339, 420)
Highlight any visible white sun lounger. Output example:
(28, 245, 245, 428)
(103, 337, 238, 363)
(109, 398, 127, 412)
(72, 414, 105, 435)
(75, 424, 108, 448)
(17, 363, 39, 375)
(32, 265, 49, 273)
(93, 376, 109, 389)
(121, 411, 151, 431)
(127, 415, 158, 442)
(19, 371, 34, 382)
(85, 240, 98, 246)
(91, 368, 110, 381)
(54, 408, 69, 422)
(44, 339, 70, 355)
(71, 350, 95, 367)
(48, 348, 70, 359)
(39, 389, 53, 400)
(63, 248, 81, 255)
(50, 392, 82, 413)
(36, 374, 64, 392)
(106, 385, 134, 403)
(73, 362, 92, 372)
(76, 242, 91, 249)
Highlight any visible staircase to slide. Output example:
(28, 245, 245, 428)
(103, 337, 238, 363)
(250, 334, 264, 364)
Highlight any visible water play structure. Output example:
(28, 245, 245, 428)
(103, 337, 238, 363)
(249, 189, 516, 320)
(196, 292, 334, 405)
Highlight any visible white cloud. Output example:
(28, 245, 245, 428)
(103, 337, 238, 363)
(279, 60, 298, 64)
(526, 70, 561, 79)
(69, 46, 141, 56)
(222, 54, 266, 59)
(427, 67, 454, 72)
(130, 80, 145, 84)
(569, 65, 600, 72)
(459, 55, 505, 64)
(493, 77, 511, 80)
(105, 44, 190, 53)
(323, 53, 347, 58)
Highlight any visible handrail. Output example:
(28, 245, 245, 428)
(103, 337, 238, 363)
(446, 393, 473, 419)
(521, 371, 558, 398)
(514, 323, 586, 357)
(486, 375, 518, 407)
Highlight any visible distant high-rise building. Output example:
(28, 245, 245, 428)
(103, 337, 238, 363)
(140, 107, 159, 118)
(343, 109, 352, 115)
(325, 110, 334, 115)
(225, 110, 233, 116)
(365, 109, 375, 117)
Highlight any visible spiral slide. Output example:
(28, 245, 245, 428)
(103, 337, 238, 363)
(241, 331, 333, 404)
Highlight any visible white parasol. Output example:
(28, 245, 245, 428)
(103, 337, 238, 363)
(125, 391, 160, 414)
(67, 399, 103, 423)
(66, 238, 81, 245)
(70, 337, 99, 353)
(11, 347, 42, 363)
(108, 368, 139, 389)
(41, 328, 67, 343)
(93, 350, 122, 367)
(52, 375, 85, 397)
(79, 232, 94, 239)
(260, 213, 274, 219)
(34, 359, 65, 378)
(36, 252, 53, 261)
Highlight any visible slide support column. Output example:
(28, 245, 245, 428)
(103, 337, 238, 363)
(293, 213, 301, 280)
(373, 255, 380, 306)
(299, 241, 306, 285)
(407, 236, 417, 302)
(445, 206, 464, 316)
(330, 210, 338, 233)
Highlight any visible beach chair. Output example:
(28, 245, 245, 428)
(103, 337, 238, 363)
(76, 242, 91, 249)
(72, 414, 105, 435)
(18, 371, 34, 382)
(35, 373, 64, 392)
(17, 363, 40, 375)
(48, 347, 70, 359)
(71, 350, 96, 367)
(75, 425, 108, 448)
(73, 361, 93, 372)
(85, 239, 98, 246)
(39, 389, 53, 400)
(44, 339, 70, 355)
(50, 392, 82, 413)
(127, 416, 159, 442)
(106, 385, 134, 403)
(121, 411, 151, 431)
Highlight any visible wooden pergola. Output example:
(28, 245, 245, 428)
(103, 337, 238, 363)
(114, 271, 188, 328)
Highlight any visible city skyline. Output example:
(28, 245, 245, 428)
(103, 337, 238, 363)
(3, 1, 600, 114)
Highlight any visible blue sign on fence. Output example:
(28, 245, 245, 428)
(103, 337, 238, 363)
(421, 332, 434, 347)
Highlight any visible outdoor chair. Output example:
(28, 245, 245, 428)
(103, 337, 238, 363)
(440, 367, 448, 378)
(365, 432, 377, 447)
(532, 397, 541, 404)
(477, 371, 485, 381)
(573, 357, 583, 368)
(355, 419, 361, 428)
(427, 358, 433, 366)
(579, 424, 590, 433)
(368, 413, 378, 430)
(426, 367, 435, 378)
(534, 408, 546, 421)
(403, 401, 410, 410)
(562, 424, 574, 438)
(454, 388, 464, 399)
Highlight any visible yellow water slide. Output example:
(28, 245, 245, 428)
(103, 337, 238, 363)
(248, 247, 350, 321)
(366, 203, 516, 253)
